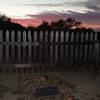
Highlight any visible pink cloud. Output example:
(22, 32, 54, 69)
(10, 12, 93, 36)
(11, 11, 100, 31)
(11, 18, 42, 27)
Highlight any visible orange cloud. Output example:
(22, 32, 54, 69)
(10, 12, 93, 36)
(11, 18, 42, 27)
(11, 18, 100, 31)
(82, 24, 100, 30)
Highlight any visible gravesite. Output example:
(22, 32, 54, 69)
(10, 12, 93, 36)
(0, 0, 100, 100)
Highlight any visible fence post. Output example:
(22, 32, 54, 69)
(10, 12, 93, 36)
(23, 30, 27, 63)
(50, 31, 54, 62)
(33, 31, 38, 62)
(0, 30, 3, 64)
(55, 31, 58, 62)
(28, 31, 32, 63)
(97, 32, 100, 64)
(11, 30, 15, 63)
(17, 31, 21, 63)
(44, 30, 49, 62)
(0, 30, 99, 73)
(68, 32, 71, 63)
(94, 32, 99, 74)
(61, 31, 64, 62)
(6, 30, 9, 63)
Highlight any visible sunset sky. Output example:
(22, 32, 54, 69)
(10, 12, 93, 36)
(0, 0, 100, 30)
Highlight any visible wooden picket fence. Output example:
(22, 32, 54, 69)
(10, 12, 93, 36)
(0, 30, 99, 73)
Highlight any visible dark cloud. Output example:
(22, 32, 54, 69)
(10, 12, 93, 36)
(26, 3, 66, 7)
(27, 10, 100, 30)
(86, 5, 100, 10)
(89, 0, 100, 4)
(15, 0, 100, 15)
(11, 0, 100, 30)
(18, 2, 79, 7)
(27, 10, 100, 25)
(25, 10, 100, 30)
(14, 0, 100, 13)
(82, 0, 100, 11)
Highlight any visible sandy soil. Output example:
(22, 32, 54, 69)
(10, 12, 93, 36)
(0, 70, 100, 100)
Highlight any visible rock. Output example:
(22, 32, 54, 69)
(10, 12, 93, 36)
(0, 85, 9, 93)
(40, 75, 48, 82)
(96, 94, 100, 97)
(67, 88, 72, 93)
(66, 96, 72, 100)
(82, 92, 89, 96)
(17, 97, 23, 100)
(23, 96, 27, 100)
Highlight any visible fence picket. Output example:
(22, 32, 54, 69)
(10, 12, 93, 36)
(11, 30, 15, 41)
(6, 45, 9, 63)
(0, 30, 3, 63)
(40, 31, 43, 42)
(55, 31, 59, 42)
(23, 30, 26, 42)
(61, 31, 64, 42)
(17, 31, 21, 42)
(6, 30, 9, 42)
(34, 31, 37, 42)
(50, 31, 54, 42)
(45, 30, 48, 42)
(0, 29, 98, 66)
(28, 31, 32, 42)
(0, 30, 3, 42)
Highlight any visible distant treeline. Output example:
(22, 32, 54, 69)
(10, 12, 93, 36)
(0, 13, 94, 32)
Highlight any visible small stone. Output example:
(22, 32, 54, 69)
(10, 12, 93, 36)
(82, 92, 89, 96)
(66, 96, 72, 100)
(68, 88, 72, 92)
(23, 96, 27, 100)
(96, 94, 100, 97)
(40, 75, 48, 82)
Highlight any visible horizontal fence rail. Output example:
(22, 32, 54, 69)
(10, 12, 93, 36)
(0, 30, 99, 66)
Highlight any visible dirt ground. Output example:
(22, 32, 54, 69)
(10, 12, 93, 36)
(0, 69, 100, 100)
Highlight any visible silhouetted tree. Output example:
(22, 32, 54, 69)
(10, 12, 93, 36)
(50, 18, 81, 30)
(0, 13, 94, 32)
(0, 13, 25, 31)
(65, 18, 81, 29)
(35, 18, 95, 32)
(27, 26, 35, 30)
(37, 21, 50, 30)
(0, 13, 11, 22)
(51, 19, 66, 30)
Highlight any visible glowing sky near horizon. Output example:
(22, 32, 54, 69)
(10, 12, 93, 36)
(0, 0, 100, 30)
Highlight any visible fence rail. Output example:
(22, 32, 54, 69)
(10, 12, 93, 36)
(0, 30, 99, 66)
